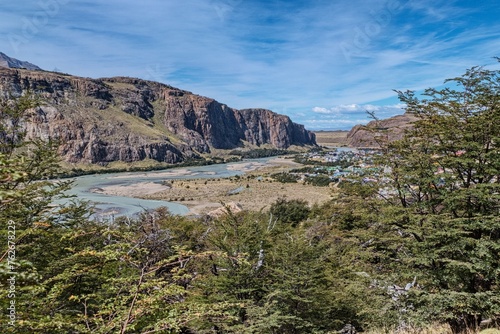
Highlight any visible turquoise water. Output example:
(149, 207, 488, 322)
(64, 158, 273, 219)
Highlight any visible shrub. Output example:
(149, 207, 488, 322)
(271, 172, 299, 183)
(269, 198, 310, 226)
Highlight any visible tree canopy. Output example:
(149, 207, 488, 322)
(348, 63, 500, 333)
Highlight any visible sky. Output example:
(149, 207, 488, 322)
(1, 0, 500, 130)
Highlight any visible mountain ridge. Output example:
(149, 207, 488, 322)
(0, 52, 42, 70)
(0, 64, 316, 166)
(346, 112, 417, 147)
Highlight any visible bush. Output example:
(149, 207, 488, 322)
(269, 198, 310, 226)
(304, 174, 332, 187)
(271, 172, 299, 183)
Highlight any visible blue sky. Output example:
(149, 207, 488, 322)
(1, 0, 500, 130)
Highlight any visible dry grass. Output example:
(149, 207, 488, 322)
(94, 105, 166, 139)
(364, 324, 452, 334)
(103, 81, 137, 90)
(479, 330, 500, 334)
(145, 174, 334, 215)
(314, 130, 349, 147)
(363, 325, 500, 334)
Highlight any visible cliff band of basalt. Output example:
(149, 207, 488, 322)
(0, 67, 316, 164)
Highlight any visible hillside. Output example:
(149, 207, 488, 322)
(313, 130, 348, 147)
(0, 66, 316, 165)
(0, 52, 42, 70)
(346, 112, 417, 147)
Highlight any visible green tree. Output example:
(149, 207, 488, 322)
(0, 94, 76, 227)
(193, 207, 385, 333)
(269, 197, 311, 227)
(271, 172, 299, 183)
(304, 174, 333, 187)
(360, 64, 500, 332)
(0, 94, 89, 333)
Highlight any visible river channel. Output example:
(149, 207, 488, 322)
(64, 158, 274, 220)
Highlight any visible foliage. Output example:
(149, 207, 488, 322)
(305, 174, 333, 187)
(269, 197, 311, 226)
(293, 154, 352, 168)
(271, 171, 300, 183)
(60, 156, 218, 178)
(347, 64, 500, 333)
(229, 148, 293, 159)
(291, 166, 330, 174)
(0, 94, 75, 227)
(0, 94, 91, 333)
(192, 209, 385, 333)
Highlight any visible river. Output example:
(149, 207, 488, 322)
(64, 158, 275, 220)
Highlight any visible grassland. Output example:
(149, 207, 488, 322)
(365, 326, 500, 334)
(144, 173, 334, 215)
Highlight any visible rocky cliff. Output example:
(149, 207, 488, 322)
(346, 112, 417, 148)
(0, 67, 315, 165)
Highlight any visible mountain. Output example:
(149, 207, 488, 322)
(0, 66, 316, 165)
(346, 112, 417, 147)
(0, 52, 42, 70)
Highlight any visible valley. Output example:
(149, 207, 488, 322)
(2, 50, 499, 333)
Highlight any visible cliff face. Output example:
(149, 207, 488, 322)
(160, 94, 315, 151)
(237, 109, 314, 149)
(346, 112, 417, 148)
(0, 67, 315, 165)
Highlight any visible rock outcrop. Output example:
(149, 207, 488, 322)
(0, 66, 316, 165)
(346, 112, 417, 148)
(207, 202, 243, 218)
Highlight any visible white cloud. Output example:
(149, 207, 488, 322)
(312, 107, 331, 114)
(301, 103, 406, 130)
(312, 104, 405, 114)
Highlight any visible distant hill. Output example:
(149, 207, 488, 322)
(313, 130, 348, 147)
(346, 112, 417, 148)
(0, 52, 42, 70)
(0, 56, 315, 166)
